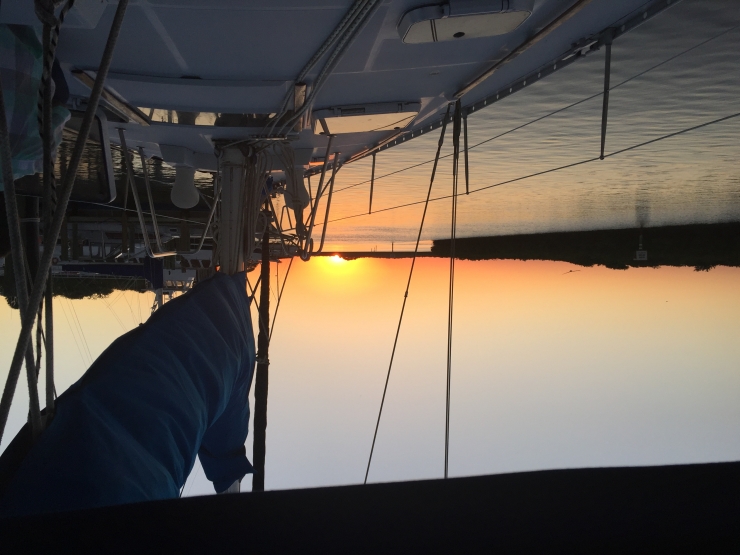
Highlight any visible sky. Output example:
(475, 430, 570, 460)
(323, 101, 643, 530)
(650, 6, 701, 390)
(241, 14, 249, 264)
(2, 258, 739, 497)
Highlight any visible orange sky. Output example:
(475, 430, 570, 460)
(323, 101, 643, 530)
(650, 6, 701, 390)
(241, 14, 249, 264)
(1, 258, 739, 493)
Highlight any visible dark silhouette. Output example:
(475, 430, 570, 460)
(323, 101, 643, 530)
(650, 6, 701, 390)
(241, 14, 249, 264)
(432, 222, 740, 271)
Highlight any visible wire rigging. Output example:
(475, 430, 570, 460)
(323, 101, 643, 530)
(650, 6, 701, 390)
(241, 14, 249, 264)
(321, 110, 740, 227)
(68, 299, 93, 366)
(444, 102, 462, 479)
(59, 299, 87, 368)
(333, 22, 740, 195)
(0, 0, 129, 446)
(102, 296, 127, 332)
(364, 105, 452, 485)
(269, 257, 294, 342)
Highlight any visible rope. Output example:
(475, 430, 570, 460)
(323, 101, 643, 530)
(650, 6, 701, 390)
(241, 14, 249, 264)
(263, 0, 370, 136)
(275, 0, 382, 136)
(69, 200, 210, 225)
(319, 110, 740, 228)
(59, 296, 87, 367)
(0, 0, 130, 446)
(39, 1, 74, 255)
(364, 104, 452, 485)
(269, 256, 294, 342)
(0, 69, 43, 435)
(333, 22, 740, 195)
(444, 101, 462, 478)
(246, 272, 270, 341)
(38, 0, 75, 423)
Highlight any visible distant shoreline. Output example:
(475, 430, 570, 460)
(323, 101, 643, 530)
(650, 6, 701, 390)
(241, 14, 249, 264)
(432, 222, 740, 270)
(318, 222, 740, 270)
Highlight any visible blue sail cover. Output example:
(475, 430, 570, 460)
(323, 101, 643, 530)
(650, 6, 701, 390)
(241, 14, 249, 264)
(0, 272, 255, 517)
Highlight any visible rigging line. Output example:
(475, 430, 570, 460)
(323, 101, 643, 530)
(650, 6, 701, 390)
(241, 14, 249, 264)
(271, 263, 280, 304)
(246, 273, 270, 341)
(445, 101, 462, 479)
(184, 463, 200, 497)
(68, 299, 93, 366)
(64, 297, 86, 365)
(59, 298, 86, 368)
(68, 200, 209, 226)
(363, 114, 417, 134)
(269, 256, 294, 343)
(121, 287, 139, 327)
(364, 104, 452, 485)
(326, 157, 598, 225)
(246, 274, 262, 301)
(67, 297, 92, 366)
(333, 22, 740, 195)
(103, 297, 127, 332)
(320, 110, 740, 227)
(603, 111, 740, 158)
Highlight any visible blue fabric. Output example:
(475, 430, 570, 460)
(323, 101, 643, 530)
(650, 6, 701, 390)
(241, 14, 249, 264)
(0, 272, 255, 517)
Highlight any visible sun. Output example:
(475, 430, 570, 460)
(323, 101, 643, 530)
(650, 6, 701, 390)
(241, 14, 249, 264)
(329, 255, 346, 264)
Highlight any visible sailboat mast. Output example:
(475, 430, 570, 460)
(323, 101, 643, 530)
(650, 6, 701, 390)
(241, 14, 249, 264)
(252, 208, 271, 491)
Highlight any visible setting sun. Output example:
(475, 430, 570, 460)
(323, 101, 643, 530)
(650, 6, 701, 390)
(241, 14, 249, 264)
(329, 255, 346, 264)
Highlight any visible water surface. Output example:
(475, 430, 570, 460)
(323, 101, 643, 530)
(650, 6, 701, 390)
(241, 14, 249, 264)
(320, 0, 740, 250)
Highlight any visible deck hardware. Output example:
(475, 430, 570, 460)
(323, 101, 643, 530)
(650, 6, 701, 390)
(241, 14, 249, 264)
(364, 105, 452, 485)
(398, 1, 534, 44)
(71, 70, 150, 126)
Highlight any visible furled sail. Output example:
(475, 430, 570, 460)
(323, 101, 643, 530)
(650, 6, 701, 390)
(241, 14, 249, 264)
(0, 272, 255, 517)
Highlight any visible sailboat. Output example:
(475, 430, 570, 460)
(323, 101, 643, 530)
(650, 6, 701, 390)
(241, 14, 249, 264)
(1, 0, 738, 551)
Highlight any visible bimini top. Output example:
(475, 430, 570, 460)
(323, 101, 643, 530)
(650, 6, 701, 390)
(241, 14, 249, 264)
(1, 0, 682, 172)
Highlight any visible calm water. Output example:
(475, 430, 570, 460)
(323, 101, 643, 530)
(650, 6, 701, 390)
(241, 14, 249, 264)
(320, 0, 740, 250)
(1, 0, 739, 496)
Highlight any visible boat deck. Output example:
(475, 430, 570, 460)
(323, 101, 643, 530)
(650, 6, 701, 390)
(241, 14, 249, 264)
(2, 461, 739, 553)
